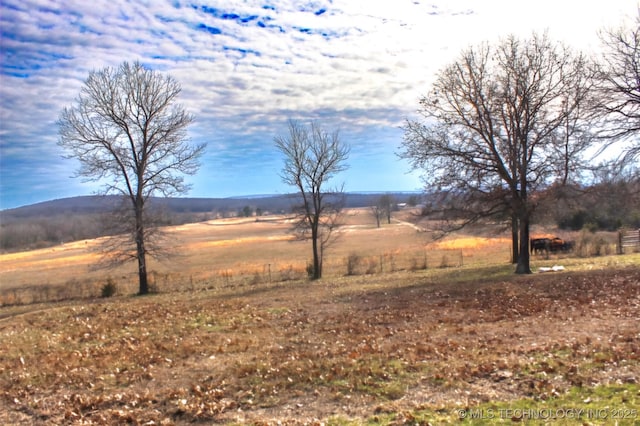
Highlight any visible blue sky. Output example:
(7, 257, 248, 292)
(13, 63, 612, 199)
(0, 0, 635, 209)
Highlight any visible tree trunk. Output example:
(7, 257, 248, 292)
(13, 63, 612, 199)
(135, 203, 149, 294)
(311, 222, 322, 280)
(511, 213, 519, 264)
(515, 213, 531, 274)
(137, 239, 149, 294)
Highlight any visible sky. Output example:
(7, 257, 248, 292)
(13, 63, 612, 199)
(0, 0, 636, 210)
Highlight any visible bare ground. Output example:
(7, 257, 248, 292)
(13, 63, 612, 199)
(0, 267, 639, 424)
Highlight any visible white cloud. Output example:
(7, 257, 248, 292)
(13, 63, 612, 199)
(0, 0, 637, 207)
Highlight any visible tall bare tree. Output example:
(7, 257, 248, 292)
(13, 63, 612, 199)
(370, 203, 384, 228)
(58, 61, 205, 294)
(379, 194, 395, 225)
(400, 34, 595, 274)
(594, 12, 640, 164)
(275, 120, 349, 280)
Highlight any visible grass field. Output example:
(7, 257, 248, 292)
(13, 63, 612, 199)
(3, 208, 628, 304)
(0, 209, 515, 304)
(0, 209, 639, 424)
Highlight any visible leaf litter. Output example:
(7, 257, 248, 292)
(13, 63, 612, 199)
(0, 267, 638, 424)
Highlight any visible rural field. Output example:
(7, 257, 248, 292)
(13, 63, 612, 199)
(0, 209, 639, 424)
(0, 208, 517, 305)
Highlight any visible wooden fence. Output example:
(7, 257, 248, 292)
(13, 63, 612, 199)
(618, 229, 640, 254)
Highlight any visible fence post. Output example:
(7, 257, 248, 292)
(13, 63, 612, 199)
(618, 230, 623, 255)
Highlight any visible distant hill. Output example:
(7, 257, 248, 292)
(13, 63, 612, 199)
(0, 192, 423, 252)
(1, 192, 422, 217)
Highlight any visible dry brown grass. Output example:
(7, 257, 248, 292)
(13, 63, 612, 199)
(1, 209, 636, 307)
(0, 266, 638, 424)
(0, 209, 510, 305)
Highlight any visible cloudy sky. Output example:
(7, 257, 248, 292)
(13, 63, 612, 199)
(0, 0, 635, 209)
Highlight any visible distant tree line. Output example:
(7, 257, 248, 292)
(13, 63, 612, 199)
(0, 214, 101, 250)
(545, 171, 640, 232)
(0, 210, 204, 252)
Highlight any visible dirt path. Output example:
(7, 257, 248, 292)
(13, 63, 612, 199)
(392, 217, 427, 232)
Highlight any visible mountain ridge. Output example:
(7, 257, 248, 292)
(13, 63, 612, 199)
(1, 192, 423, 217)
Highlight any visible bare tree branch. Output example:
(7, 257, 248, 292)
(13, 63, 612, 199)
(275, 120, 349, 279)
(400, 33, 597, 274)
(593, 11, 640, 165)
(58, 61, 204, 294)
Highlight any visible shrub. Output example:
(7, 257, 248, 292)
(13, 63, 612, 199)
(558, 210, 588, 231)
(593, 237, 605, 256)
(410, 254, 427, 271)
(383, 252, 397, 272)
(219, 269, 233, 285)
(345, 252, 362, 276)
(101, 278, 117, 298)
(306, 261, 316, 278)
(250, 272, 262, 285)
(366, 257, 379, 274)
(279, 265, 304, 281)
(575, 231, 616, 257)
(576, 231, 591, 257)
(585, 222, 599, 233)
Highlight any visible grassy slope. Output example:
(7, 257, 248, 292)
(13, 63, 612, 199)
(1, 264, 638, 424)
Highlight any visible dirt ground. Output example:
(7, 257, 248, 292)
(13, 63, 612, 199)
(0, 266, 638, 424)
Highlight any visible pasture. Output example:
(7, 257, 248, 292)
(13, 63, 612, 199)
(0, 208, 514, 305)
(0, 208, 639, 424)
(3, 208, 628, 306)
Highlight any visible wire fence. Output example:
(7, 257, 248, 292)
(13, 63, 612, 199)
(0, 248, 466, 306)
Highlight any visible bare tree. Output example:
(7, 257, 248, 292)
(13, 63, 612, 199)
(274, 120, 349, 280)
(400, 34, 596, 274)
(594, 12, 640, 164)
(378, 194, 395, 225)
(58, 61, 205, 294)
(370, 194, 394, 228)
(370, 204, 383, 228)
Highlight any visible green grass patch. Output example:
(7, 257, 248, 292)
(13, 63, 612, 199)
(413, 384, 638, 425)
(327, 384, 640, 425)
